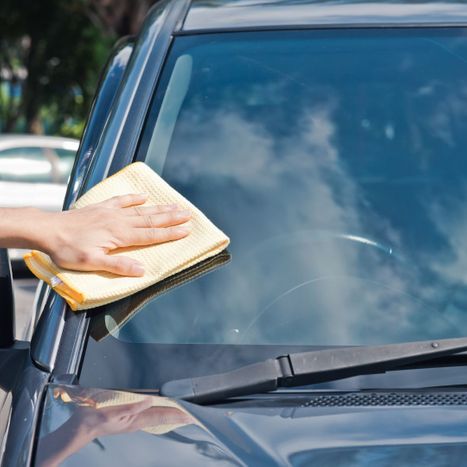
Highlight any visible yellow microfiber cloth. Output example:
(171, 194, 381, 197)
(24, 162, 230, 311)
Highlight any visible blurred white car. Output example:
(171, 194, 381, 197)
(0, 134, 79, 262)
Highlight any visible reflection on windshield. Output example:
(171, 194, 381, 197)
(100, 29, 467, 347)
(89, 251, 231, 341)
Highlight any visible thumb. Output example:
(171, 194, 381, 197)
(95, 254, 145, 277)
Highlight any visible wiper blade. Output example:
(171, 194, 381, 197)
(160, 337, 467, 404)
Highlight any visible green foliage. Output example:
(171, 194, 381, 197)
(59, 119, 86, 139)
(0, 0, 115, 137)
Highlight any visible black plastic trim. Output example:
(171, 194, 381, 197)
(174, 22, 467, 36)
(30, 295, 66, 372)
(0, 249, 15, 348)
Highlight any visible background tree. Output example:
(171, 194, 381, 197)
(0, 0, 157, 137)
(87, 0, 157, 36)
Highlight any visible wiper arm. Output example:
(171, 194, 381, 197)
(160, 337, 467, 404)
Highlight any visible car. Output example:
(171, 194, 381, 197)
(4, 0, 467, 465)
(0, 134, 78, 263)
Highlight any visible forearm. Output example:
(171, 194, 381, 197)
(0, 207, 53, 251)
(35, 416, 95, 467)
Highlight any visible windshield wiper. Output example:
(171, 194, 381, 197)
(160, 337, 467, 404)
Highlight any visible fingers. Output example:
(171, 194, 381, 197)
(97, 196, 191, 226)
(92, 220, 191, 275)
(100, 193, 148, 209)
(149, 407, 195, 426)
(101, 398, 154, 417)
(128, 204, 179, 216)
(95, 254, 146, 277)
(128, 407, 195, 431)
(123, 224, 191, 248)
(93, 195, 190, 223)
(131, 209, 191, 229)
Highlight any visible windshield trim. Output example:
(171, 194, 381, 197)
(182, 2, 467, 32)
(175, 23, 467, 37)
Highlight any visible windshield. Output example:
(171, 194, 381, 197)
(82, 28, 467, 389)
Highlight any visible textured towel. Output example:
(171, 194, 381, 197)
(24, 162, 230, 311)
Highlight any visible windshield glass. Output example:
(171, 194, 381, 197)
(82, 28, 467, 388)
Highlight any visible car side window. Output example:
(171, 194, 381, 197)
(0, 147, 56, 184)
(52, 148, 76, 184)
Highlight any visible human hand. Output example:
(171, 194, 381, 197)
(36, 396, 197, 467)
(35, 194, 191, 276)
(71, 399, 194, 439)
(73, 397, 154, 438)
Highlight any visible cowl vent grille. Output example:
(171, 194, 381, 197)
(303, 392, 467, 407)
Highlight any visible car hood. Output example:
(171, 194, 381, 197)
(34, 384, 467, 466)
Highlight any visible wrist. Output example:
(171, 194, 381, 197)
(68, 412, 98, 441)
(0, 207, 52, 251)
(25, 209, 61, 254)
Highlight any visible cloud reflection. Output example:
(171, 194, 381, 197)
(115, 31, 467, 348)
(120, 98, 464, 347)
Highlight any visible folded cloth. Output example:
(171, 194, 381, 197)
(24, 162, 230, 311)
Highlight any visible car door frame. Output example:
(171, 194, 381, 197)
(1, 2, 191, 466)
(2, 27, 140, 467)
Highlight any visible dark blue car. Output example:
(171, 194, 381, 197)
(4, 0, 467, 465)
